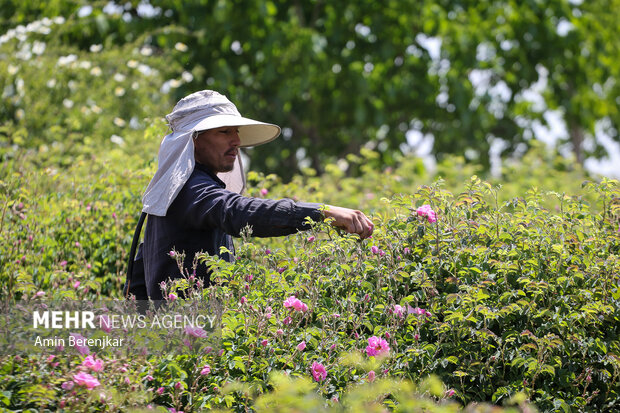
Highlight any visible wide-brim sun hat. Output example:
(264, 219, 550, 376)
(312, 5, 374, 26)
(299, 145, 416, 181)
(167, 90, 280, 147)
(142, 90, 279, 216)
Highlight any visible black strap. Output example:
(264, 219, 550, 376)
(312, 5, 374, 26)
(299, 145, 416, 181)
(125, 212, 147, 298)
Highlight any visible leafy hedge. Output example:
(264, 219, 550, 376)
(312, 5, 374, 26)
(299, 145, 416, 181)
(0, 141, 618, 411)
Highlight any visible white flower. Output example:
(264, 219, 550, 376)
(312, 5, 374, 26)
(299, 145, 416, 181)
(63, 99, 74, 108)
(58, 54, 77, 66)
(7, 65, 18, 75)
(181, 71, 193, 82)
(15, 108, 25, 120)
(46, 79, 56, 88)
(91, 105, 102, 114)
(113, 73, 126, 82)
(140, 46, 153, 56)
(90, 44, 103, 53)
(137, 63, 154, 76)
(127, 59, 139, 68)
(113, 117, 126, 127)
(114, 87, 125, 96)
(90, 67, 102, 76)
(79, 61, 92, 69)
(32, 41, 46, 55)
(110, 135, 125, 146)
(175, 42, 188, 52)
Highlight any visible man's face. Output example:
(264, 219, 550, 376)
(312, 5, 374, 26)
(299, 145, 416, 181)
(193, 126, 241, 173)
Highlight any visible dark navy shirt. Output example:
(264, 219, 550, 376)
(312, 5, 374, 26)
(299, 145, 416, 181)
(143, 163, 321, 300)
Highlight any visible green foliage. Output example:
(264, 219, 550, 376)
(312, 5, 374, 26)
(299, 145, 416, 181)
(0, 141, 618, 411)
(1, 0, 619, 178)
(1, 3, 619, 411)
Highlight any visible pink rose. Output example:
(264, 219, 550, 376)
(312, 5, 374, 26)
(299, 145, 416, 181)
(283, 296, 308, 312)
(73, 372, 100, 389)
(99, 314, 112, 333)
(70, 333, 90, 355)
(416, 204, 437, 223)
(365, 336, 390, 358)
(261, 339, 268, 347)
(200, 365, 211, 375)
(368, 370, 376, 383)
(407, 306, 431, 317)
(393, 305, 404, 317)
(371, 245, 379, 254)
(297, 341, 306, 351)
(311, 361, 327, 382)
(82, 355, 104, 372)
(184, 326, 208, 338)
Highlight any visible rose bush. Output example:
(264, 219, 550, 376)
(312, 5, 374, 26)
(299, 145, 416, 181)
(0, 12, 618, 411)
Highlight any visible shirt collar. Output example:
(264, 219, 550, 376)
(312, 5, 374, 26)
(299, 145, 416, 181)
(194, 162, 226, 188)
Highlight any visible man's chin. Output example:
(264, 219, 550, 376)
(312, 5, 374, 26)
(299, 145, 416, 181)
(220, 164, 235, 173)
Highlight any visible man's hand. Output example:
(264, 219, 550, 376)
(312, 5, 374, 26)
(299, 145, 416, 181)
(322, 205, 374, 239)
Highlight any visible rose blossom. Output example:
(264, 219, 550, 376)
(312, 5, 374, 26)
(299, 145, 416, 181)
(368, 370, 376, 383)
(185, 326, 208, 338)
(73, 372, 100, 389)
(99, 314, 112, 333)
(82, 355, 104, 372)
(365, 336, 390, 358)
(311, 361, 327, 382)
(297, 341, 306, 351)
(407, 306, 431, 317)
(393, 305, 404, 317)
(70, 333, 90, 355)
(416, 204, 437, 223)
(283, 296, 308, 312)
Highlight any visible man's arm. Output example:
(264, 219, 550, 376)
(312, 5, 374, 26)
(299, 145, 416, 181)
(177, 174, 374, 239)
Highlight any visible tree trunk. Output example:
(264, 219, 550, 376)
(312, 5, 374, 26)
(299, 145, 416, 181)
(569, 120, 584, 165)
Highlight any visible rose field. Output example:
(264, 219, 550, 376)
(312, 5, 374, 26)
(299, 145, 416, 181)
(1, 140, 619, 412)
(2, 3, 620, 411)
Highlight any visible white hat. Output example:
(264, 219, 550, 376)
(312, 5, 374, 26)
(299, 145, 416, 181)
(142, 90, 280, 216)
(167, 90, 281, 147)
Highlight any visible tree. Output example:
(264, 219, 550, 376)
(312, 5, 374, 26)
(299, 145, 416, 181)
(1, 0, 618, 178)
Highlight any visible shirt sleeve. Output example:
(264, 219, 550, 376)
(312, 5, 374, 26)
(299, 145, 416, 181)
(173, 175, 323, 237)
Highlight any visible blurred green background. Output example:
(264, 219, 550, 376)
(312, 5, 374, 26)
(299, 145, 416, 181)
(1, 0, 619, 180)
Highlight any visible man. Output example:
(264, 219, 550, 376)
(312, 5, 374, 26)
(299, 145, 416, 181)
(141, 90, 373, 300)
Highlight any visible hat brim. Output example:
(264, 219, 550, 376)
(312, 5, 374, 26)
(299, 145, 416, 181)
(193, 114, 280, 147)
